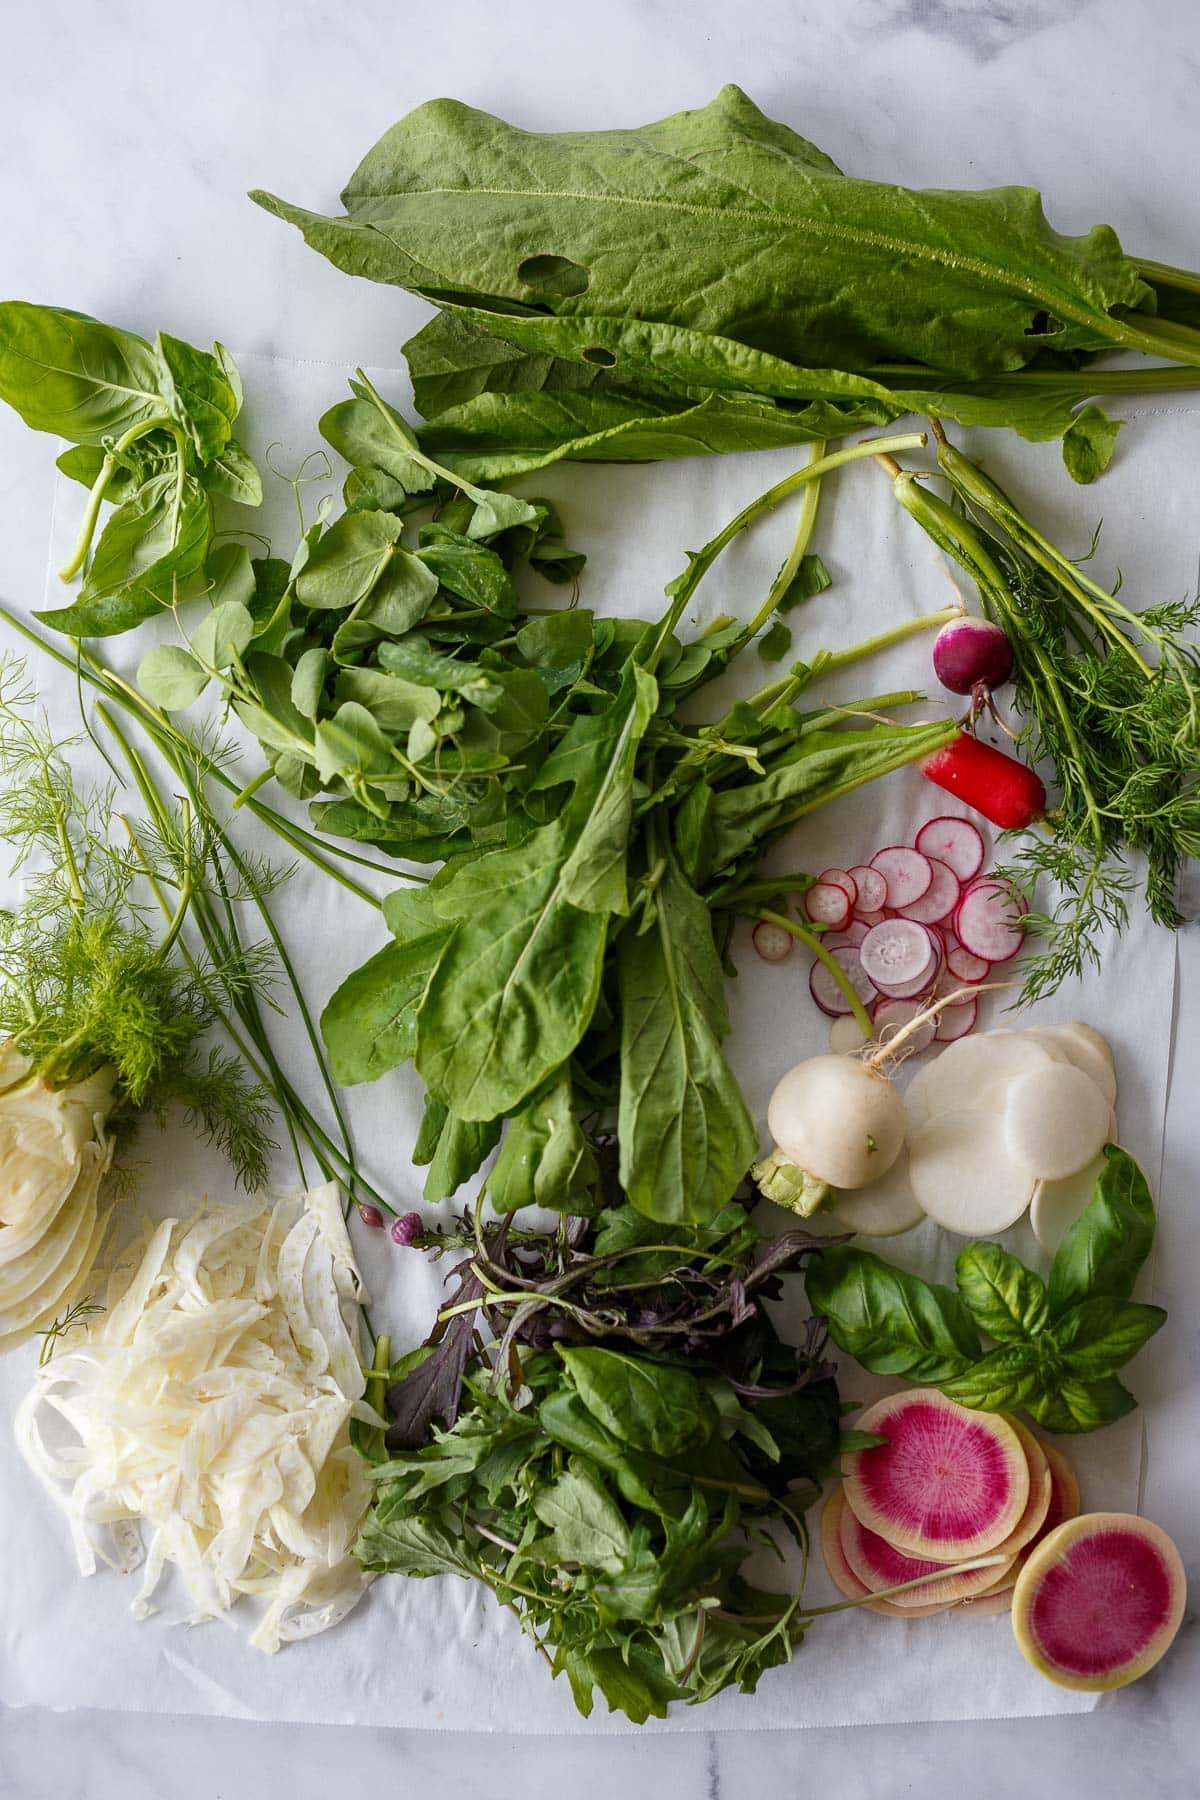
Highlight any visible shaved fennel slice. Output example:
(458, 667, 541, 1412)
(15, 1184, 372, 1653)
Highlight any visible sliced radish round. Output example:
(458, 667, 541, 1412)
(903, 1031, 1056, 1134)
(1039, 1443, 1082, 1541)
(1030, 1150, 1108, 1252)
(805, 882, 852, 929)
(860, 919, 936, 995)
(841, 1494, 1013, 1610)
(915, 816, 986, 884)
(1004, 1063, 1111, 1180)
(847, 865, 888, 914)
(826, 1148, 925, 1237)
(1012, 1514, 1186, 1691)
(820, 1487, 953, 1618)
(873, 997, 937, 1054)
(898, 856, 961, 925)
(855, 909, 887, 929)
(947, 943, 990, 984)
(818, 867, 859, 906)
(823, 921, 869, 950)
(908, 1106, 1035, 1234)
(932, 965, 973, 1007)
(844, 1390, 1030, 1561)
(829, 1013, 871, 1055)
(752, 919, 793, 963)
(870, 846, 932, 909)
(809, 945, 877, 1017)
(997, 1419, 1054, 1559)
(954, 880, 1027, 963)
(935, 995, 977, 1041)
(922, 923, 947, 971)
(959, 1582, 1018, 1617)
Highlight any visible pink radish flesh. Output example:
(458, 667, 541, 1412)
(855, 909, 887, 929)
(915, 816, 986, 884)
(848, 865, 889, 914)
(844, 1391, 1029, 1560)
(898, 856, 961, 925)
(870, 846, 932, 908)
(948, 943, 990, 983)
(841, 1502, 1009, 1609)
(873, 997, 937, 1053)
(752, 920, 793, 963)
(955, 880, 1027, 963)
(805, 882, 852, 929)
(818, 867, 859, 906)
(809, 946, 877, 1017)
(935, 996, 978, 1041)
(932, 616, 1014, 695)
(821, 1488, 953, 1617)
(823, 921, 869, 950)
(860, 918, 936, 993)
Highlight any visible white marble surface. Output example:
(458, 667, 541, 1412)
(1, 0, 1199, 1792)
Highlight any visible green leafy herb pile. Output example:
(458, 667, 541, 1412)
(356, 1199, 858, 1722)
(252, 85, 1200, 483)
(806, 1146, 1164, 1433)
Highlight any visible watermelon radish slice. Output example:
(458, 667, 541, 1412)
(1039, 1442, 1082, 1540)
(898, 857, 961, 925)
(998, 1419, 1054, 1557)
(947, 943, 990, 984)
(809, 946, 878, 1017)
(819, 867, 859, 906)
(870, 846, 933, 909)
(1012, 1514, 1186, 1691)
(840, 1490, 1014, 1609)
(805, 882, 853, 929)
(915, 816, 986, 884)
(954, 879, 1027, 963)
(752, 919, 793, 963)
(843, 1390, 1030, 1561)
(848, 865, 889, 914)
(860, 919, 936, 996)
(820, 1487, 954, 1617)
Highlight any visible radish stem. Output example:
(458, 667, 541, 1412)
(818, 607, 961, 673)
(797, 1551, 1010, 1616)
(756, 909, 874, 1037)
(867, 979, 1016, 1066)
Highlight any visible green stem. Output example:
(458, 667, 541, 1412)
(1133, 257, 1200, 298)
(733, 438, 826, 648)
(866, 359, 1200, 396)
(756, 909, 873, 1038)
(796, 1551, 1008, 1616)
(818, 607, 959, 673)
(232, 767, 274, 809)
(57, 417, 180, 581)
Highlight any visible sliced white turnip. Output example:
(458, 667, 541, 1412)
(829, 1013, 871, 1055)
(860, 919, 936, 996)
(766, 1055, 906, 1189)
(841, 1495, 1013, 1609)
(1004, 1063, 1111, 1180)
(947, 942, 990, 984)
(752, 919, 793, 964)
(898, 857, 961, 925)
(934, 995, 978, 1041)
(1012, 1514, 1186, 1691)
(1024, 1022, 1117, 1110)
(870, 846, 932, 909)
(847, 864, 888, 915)
(820, 1487, 954, 1618)
(818, 867, 858, 906)
(902, 1031, 1056, 1133)
(1030, 1149, 1108, 1251)
(873, 998, 937, 1055)
(954, 879, 1027, 963)
(908, 1105, 1036, 1234)
(915, 816, 986, 884)
(843, 1390, 1029, 1561)
(824, 921, 869, 950)
(809, 945, 878, 1017)
(804, 882, 852, 929)
(826, 1148, 925, 1237)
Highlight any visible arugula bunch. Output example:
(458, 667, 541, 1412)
(805, 1147, 1165, 1433)
(357, 1203, 850, 1722)
(253, 86, 1200, 482)
(0, 303, 261, 638)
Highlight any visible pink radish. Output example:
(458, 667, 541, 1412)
(915, 816, 986, 884)
(841, 1496, 1014, 1610)
(805, 882, 853, 929)
(860, 918, 936, 996)
(873, 997, 937, 1054)
(843, 1390, 1030, 1561)
(823, 921, 869, 950)
(931, 615, 1014, 696)
(898, 856, 961, 925)
(809, 946, 877, 1018)
(947, 942, 990, 983)
(752, 919, 793, 963)
(870, 846, 932, 909)
(818, 867, 859, 906)
(820, 1488, 954, 1618)
(848, 865, 889, 914)
(955, 880, 1027, 963)
(855, 909, 887, 929)
(935, 995, 977, 1041)
(1012, 1514, 1186, 1691)
(932, 965, 973, 1007)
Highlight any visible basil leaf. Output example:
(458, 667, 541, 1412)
(202, 437, 263, 506)
(938, 1344, 1043, 1412)
(1050, 1297, 1166, 1379)
(154, 330, 238, 464)
(955, 1241, 1049, 1343)
(559, 1346, 715, 1458)
(38, 468, 211, 638)
(1026, 1375, 1137, 1435)
(1047, 1146, 1156, 1317)
(0, 302, 166, 442)
(804, 1245, 982, 1382)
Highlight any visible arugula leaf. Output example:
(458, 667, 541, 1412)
(357, 1510, 480, 1580)
(532, 1461, 631, 1570)
(955, 1242, 1049, 1343)
(804, 1245, 982, 1382)
(1047, 1146, 1157, 1316)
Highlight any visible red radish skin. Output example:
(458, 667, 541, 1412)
(824, 922, 869, 950)
(841, 1495, 1013, 1609)
(844, 1390, 1029, 1561)
(915, 817, 986, 884)
(819, 868, 859, 906)
(820, 1487, 954, 1618)
(752, 919, 793, 963)
(921, 735, 1046, 831)
(809, 946, 878, 1017)
(934, 995, 978, 1041)
(1012, 1514, 1187, 1691)
(899, 857, 961, 926)
(848, 865, 889, 914)
(804, 882, 853, 929)
(855, 909, 887, 929)
(932, 616, 1014, 696)
(873, 997, 937, 1053)
(870, 846, 933, 908)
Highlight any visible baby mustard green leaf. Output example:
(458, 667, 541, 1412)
(1061, 405, 1123, 484)
(489, 1065, 598, 1215)
(320, 930, 450, 1085)
(136, 645, 211, 711)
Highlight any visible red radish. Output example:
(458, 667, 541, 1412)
(818, 867, 859, 905)
(855, 909, 887, 929)
(932, 615, 1014, 695)
(955, 880, 1027, 963)
(934, 995, 977, 1041)
(841, 1496, 1013, 1610)
(1012, 1514, 1186, 1691)
(948, 942, 990, 983)
(921, 734, 1046, 831)
(820, 1488, 954, 1618)
(915, 816, 986, 884)
(809, 946, 877, 1018)
(843, 1390, 1029, 1561)
(870, 846, 932, 908)
(932, 965, 973, 1007)
(898, 856, 961, 925)
(804, 882, 853, 929)
(860, 918, 936, 996)
(873, 997, 937, 1054)
(752, 919, 793, 963)
(848, 864, 889, 914)
(824, 921, 869, 950)
(921, 922, 947, 970)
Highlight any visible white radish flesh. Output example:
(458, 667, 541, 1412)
(871, 846, 933, 909)
(903, 1032, 1056, 1132)
(1025, 1023, 1117, 1110)
(954, 880, 1027, 963)
(809, 946, 877, 1017)
(947, 943, 990, 983)
(915, 816, 986, 883)
(908, 1106, 1036, 1234)
(873, 998, 937, 1054)
(805, 882, 852, 929)
(855, 909, 887, 929)
(1005, 1063, 1111, 1180)
(767, 1055, 906, 1189)
(848, 865, 889, 914)
(1030, 1150, 1109, 1252)
(819, 867, 859, 905)
(935, 996, 978, 1041)
(752, 919, 793, 963)
(824, 921, 869, 950)
(827, 1149, 926, 1237)
(829, 1014, 870, 1055)
(898, 856, 961, 925)
(860, 919, 936, 994)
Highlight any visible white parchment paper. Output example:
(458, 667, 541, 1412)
(0, 356, 1191, 1731)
